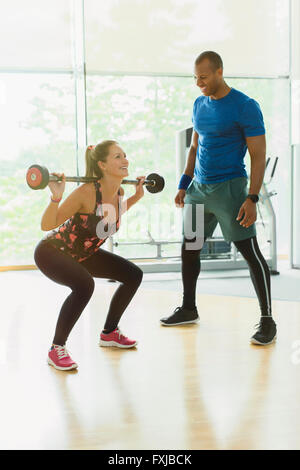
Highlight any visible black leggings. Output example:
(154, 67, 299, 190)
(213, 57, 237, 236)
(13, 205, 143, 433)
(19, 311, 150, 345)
(34, 241, 143, 346)
(181, 236, 271, 316)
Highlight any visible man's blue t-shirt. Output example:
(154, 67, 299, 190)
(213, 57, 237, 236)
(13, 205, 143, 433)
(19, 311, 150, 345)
(192, 88, 265, 184)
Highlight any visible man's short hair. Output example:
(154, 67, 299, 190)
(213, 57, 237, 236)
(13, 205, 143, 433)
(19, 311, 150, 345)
(195, 51, 223, 71)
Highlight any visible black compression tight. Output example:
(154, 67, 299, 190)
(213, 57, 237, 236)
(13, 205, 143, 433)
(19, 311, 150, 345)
(34, 241, 143, 346)
(181, 236, 272, 317)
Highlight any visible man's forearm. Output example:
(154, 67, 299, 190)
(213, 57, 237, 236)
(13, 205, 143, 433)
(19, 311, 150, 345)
(184, 146, 197, 177)
(248, 156, 266, 195)
(246, 134, 266, 196)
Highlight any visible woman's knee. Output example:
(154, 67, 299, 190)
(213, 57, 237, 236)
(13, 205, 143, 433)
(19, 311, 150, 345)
(133, 266, 143, 286)
(72, 275, 95, 301)
(83, 276, 95, 297)
(126, 265, 143, 288)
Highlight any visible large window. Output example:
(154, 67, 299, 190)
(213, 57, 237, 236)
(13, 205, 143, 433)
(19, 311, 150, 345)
(0, 0, 72, 70)
(84, 0, 289, 76)
(0, 0, 291, 266)
(0, 74, 76, 265)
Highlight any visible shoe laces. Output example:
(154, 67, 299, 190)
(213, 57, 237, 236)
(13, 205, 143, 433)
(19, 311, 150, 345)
(53, 345, 70, 359)
(115, 328, 127, 340)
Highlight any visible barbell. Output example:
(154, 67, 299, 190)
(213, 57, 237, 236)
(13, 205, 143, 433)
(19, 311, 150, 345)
(26, 164, 165, 194)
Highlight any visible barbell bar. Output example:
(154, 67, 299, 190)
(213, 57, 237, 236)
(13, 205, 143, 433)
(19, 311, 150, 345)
(26, 164, 165, 194)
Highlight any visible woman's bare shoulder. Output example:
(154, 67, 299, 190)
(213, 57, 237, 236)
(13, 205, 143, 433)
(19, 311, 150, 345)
(67, 182, 94, 204)
(75, 182, 95, 196)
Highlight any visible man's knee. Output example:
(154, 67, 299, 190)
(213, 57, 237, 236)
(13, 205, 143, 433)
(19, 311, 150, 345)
(181, 237, 205, 257)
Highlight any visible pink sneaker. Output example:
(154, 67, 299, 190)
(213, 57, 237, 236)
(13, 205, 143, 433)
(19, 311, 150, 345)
(47, 345, 78, 371)
(99, 328, 137, 349)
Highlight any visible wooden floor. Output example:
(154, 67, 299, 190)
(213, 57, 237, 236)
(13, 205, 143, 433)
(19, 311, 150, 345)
(1, 271, 300, 450)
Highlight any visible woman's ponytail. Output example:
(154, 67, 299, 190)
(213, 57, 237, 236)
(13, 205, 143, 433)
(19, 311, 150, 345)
(85, 141, 117, 179)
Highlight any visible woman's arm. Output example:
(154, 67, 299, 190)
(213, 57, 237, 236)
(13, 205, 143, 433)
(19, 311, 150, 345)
(41, 173, 83, 231)
(120, 176, 145, 215)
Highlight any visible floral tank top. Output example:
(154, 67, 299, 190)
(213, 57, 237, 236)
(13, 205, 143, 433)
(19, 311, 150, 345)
(43, 182, 121, 262)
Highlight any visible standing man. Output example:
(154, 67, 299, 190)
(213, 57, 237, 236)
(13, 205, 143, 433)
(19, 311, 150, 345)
(160, 51, 277, 346)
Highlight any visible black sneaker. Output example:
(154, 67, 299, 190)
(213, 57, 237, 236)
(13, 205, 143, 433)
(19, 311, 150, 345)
(160, 307, 199, 326)
(250, 316, 277, 345)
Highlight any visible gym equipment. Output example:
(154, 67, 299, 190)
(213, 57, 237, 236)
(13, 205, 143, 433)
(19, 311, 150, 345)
(26, 164, 165, 194)
(257, 156, 279, 274)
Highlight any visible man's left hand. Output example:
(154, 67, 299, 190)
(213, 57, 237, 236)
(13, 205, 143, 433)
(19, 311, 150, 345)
(236, 199, 257, 228)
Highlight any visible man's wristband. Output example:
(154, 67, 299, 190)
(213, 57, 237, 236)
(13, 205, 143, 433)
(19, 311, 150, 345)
(178, 174, 192, 191)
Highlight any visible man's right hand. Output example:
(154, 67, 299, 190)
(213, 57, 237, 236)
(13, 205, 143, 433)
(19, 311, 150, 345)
(175, 189, 186, 208)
